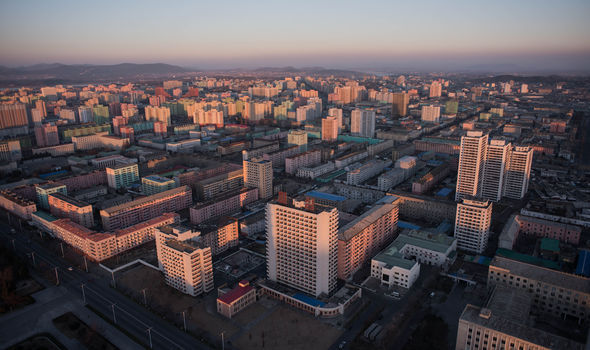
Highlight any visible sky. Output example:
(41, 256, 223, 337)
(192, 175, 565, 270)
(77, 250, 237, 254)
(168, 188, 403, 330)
(1, 0, 589, 72)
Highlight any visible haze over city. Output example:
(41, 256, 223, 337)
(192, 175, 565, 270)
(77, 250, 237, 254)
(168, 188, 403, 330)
(1, 0, 590, 72)
(0, 1, 589, 350)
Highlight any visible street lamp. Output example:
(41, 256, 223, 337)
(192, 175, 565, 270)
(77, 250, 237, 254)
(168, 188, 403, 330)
(147, 327, 153, 349)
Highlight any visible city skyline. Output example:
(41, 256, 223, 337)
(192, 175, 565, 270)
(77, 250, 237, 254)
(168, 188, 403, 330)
(1, 0, 589, 72)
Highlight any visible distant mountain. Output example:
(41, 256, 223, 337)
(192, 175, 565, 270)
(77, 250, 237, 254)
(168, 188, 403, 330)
(0, 63, 191, 84)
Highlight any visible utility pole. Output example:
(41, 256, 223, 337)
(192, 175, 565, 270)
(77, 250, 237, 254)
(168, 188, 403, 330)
(60, 243, 64, 258)
(111, 271, 116, 288)
(81, 284, 86, 303)
(221, 331, 225, 350)
(182, 311, 187, 332)
(54, 267, 59, 285)
(141, 288, 147, 306)
(31, 252, 36, 266)
(111, 304, 116, 324)
(83, 256, 88, 272)
(147, 327, 153, 349)
(11, 239, 15, 251)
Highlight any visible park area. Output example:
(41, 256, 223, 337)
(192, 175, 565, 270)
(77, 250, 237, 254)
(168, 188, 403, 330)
(117, 264, 343, 349)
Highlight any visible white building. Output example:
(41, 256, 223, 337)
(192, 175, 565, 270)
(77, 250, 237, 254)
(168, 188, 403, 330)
(351, 109, 376, 138)
(482, 139, 510, 202)
(421, 105, 441, 123)
(243, 157, 273, 199)
(455, 131, 488, 202)
(266, 198, 338, 297)
(503, 146, 533, 199)
(296, 162, 335, 179)
(454, 198, 492, 254)
(327, 108, 343, 132)
(106, 163, 139, 189)
(346, 159, 391, 185)
(155, 225, 214, 297)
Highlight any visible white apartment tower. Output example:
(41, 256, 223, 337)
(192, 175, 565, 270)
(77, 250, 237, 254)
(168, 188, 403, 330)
(503, 146, 533, 199)
(481, 139, 511, 202)
(287, 129, 308, 151)
(351, 109, 376, 138)
(455, 131, 488, 202)
(429, 81, 442, 98)
(421, 105, 441, 123)
(243, 157, 273, 199)
(155, 225, 214, 297)
(454, 199, 492, 254)
(266, 198, 338, 297)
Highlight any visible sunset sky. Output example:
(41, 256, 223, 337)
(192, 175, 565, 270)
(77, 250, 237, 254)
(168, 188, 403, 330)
(1, 0, 589, 71)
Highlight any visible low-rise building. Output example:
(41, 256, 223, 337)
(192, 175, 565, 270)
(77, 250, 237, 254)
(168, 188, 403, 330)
(0, 190, 37, 220)
(217, 280, 257, 319)
(142, 175, 176, 195)
(190, 188, 258, 225)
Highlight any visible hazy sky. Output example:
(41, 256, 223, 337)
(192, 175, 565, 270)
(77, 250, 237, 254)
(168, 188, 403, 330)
(1, 0, 589, 71)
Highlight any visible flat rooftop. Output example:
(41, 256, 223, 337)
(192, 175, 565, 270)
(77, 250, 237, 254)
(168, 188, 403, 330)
(101, 186, 190, 215)
(490, 254, 590, 294)
(49, 192, 91, 208)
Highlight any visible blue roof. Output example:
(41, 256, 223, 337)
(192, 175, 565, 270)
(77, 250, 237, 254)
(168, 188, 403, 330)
(575, 249, 590, 277)
(39, 170, 68, 179)
(435, 220, 452, 234)
(427, 160, 444, 167)
(436, 188, 453, 197)
(398, 221, 421, 230)
(292, 293, 325, 307)
(306, 191, 346, 202)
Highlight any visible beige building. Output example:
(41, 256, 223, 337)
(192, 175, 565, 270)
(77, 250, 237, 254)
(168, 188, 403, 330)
(0, 190, 36, 220)
(488, 254, 590, 324)
(266, 198, 338, 297)
(48, 193, 94, 228)
(503, 146, 533, 199)
(322, 116, 339, 141)
(338, 196, 399, 280)
(287, 129, 307, 150)
(457, 286, 584, 350)
(456, 131, 488, 202)
(243, 157, 273, 200)
(454, 198, 492, 254)
(155, 225, 214, 297)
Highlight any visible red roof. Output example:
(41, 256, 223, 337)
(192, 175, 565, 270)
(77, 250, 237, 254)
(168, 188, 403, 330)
(217, 283, 254, 305)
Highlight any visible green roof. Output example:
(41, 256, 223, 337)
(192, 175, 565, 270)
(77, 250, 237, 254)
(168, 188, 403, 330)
(540, 238, 560, 252)
(373, 229, 456, 270)
(32, 210, 58, 222)
(496, 248, 561, 270)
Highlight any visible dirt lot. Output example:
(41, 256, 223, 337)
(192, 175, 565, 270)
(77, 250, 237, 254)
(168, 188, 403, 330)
(118, 264, 344, 349)
(53, 312, 116, 350)
(233, 302, 343, 350)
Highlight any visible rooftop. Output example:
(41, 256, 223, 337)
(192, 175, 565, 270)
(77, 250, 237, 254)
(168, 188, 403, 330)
(165, 238, 201, 253)
(49, 192, 91, 208)
(143, 175, 174, 184)
(217, 281, 254, 305)
(339, 196, 399, 241)
(490, 253, 590, 294)
(101, 186, 190, 215)
(305, 191, 347, 202)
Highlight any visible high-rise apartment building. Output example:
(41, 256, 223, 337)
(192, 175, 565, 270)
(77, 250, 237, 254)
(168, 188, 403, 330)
(322, 116, 339, 141)
(481, 139, 511, 202)
(0, 103, 29, 129)
(421, 105, 441, 123)
(106, 163, 139, 189)
(455, 131, 488, 202)
(429, 81, 442, 98)
(454, 198, 492, 254)
(78, 106, 93, 123)
(155, 225, 214, 297)
(266, 198, 338, 297)
(243, 157, 273, 199)
(145, 105, 171, 124)
(327, 108, 343, 132)
(34, 123, 59, 147)
(503, 146, 533, 199)
(392, 92, 409, 117)
(351, 109, 376, 138)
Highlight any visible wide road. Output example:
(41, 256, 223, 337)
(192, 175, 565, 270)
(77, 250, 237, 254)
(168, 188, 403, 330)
(0, 222, 212, 350)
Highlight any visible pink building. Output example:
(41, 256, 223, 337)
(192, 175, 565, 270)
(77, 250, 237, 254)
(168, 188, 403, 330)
(112, 116, 128, 135)
(0, 190, 37, 220)
(285, 150, 322, 175)
(517, 215, 581, 245)
(35, 124, 59, 147)
(198, 217, 239, 256)
(100, 186, 192, 230)
(120, 126, 135, 142)
(190, 188, 258, 224)
(263, 145, 301, 167)
(154, 121, 167, 137)
(58, 170, 107, 192)
(48, 193, 94, 228)
(337, 196, 399, 280)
